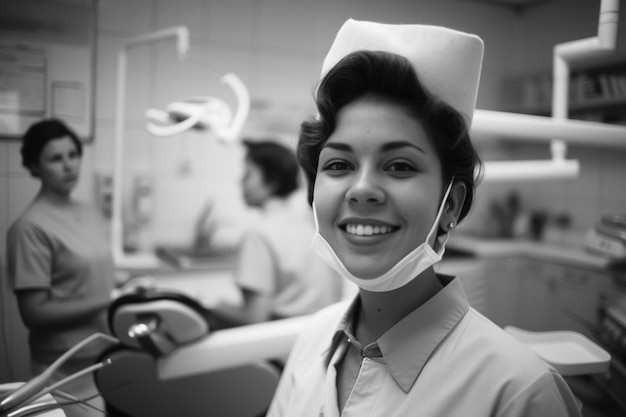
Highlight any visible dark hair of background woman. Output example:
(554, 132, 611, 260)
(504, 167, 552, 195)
(21, 118, 83, 176)
(243, 139, 300, 198)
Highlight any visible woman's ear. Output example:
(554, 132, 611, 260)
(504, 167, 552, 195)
(27, 163, 40, 178)
(441, 182, 467, 232)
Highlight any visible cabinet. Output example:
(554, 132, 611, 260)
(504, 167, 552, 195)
(477, 254, 625, 339)
(502, 62, 626, 125)
(517, 261, 605, 336)
(482, 257, 524, 328)
(441, 253, 624, 337)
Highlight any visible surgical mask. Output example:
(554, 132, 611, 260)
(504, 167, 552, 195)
(311, 181, 453, 292)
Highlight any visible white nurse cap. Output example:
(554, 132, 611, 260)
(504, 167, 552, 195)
(320, 19, 484, 125)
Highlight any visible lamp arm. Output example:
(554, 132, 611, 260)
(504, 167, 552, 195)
(112, 26, 190, 268)
(213, 73, 250, 143)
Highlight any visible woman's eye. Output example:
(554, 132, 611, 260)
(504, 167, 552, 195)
(386, 161, 417, 173)
(323, 160, 352, 171)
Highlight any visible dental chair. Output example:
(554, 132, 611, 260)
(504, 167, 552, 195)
(96, 290, 308, 417)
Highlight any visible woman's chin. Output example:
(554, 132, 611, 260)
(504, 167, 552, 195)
(344, 262, 389, 280)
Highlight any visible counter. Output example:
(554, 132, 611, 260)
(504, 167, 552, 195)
(446, 233, 625, 271)
(117, 248, 242, 308)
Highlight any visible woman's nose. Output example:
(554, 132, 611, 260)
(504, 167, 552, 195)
(345, 168, 386, 205)
(63, 156, 78, 172)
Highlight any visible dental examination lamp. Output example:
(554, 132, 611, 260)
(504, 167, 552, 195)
(145, 72, 249, 142)
(112, 26, 250, 270)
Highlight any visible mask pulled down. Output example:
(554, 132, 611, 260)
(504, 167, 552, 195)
(311, 181, 453, 292)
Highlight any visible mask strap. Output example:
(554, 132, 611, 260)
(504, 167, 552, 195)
(312, 203, 321, 233)
(425, 178, 455, 245)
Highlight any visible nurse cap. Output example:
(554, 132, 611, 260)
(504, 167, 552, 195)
(320, 19, 484, 125)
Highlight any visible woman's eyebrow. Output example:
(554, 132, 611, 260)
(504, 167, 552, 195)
(322, 142, 352, 152)
(380, 141, 426, 154)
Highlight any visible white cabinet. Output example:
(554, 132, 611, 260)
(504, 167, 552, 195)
(517, 261, 602, 335)
(482, 257, 524, 328)
(442, 254, 624, 336)
(476, 255, 623, 337)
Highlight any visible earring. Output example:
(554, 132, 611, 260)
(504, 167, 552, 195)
(448, 221, 455, 230)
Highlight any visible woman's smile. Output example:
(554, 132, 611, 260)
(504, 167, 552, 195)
(344, 223, 397, 236)
(339, 218, 400, 243)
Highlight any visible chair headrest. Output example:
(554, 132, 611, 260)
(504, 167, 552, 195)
(109, 289, 211, 353)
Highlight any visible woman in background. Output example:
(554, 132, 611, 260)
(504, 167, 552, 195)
(6, 118, 114, 416)
(267, 20, 582, 417)
(209, 139, 344, 328)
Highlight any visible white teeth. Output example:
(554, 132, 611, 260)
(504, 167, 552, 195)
(346, 224, 393, 236)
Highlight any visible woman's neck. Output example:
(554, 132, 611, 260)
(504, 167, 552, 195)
(355, 267, 443, 345)
(37, 186, 73, 206)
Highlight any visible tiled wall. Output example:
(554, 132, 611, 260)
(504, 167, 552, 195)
(2, 0, 626, 382)
(465, 142, 626, 240)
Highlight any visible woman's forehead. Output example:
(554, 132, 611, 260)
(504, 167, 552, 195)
(326, 98, 433, 153)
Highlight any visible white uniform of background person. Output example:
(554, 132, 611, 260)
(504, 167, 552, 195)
(267, 19, 582, 417)
(209, 139, 344, 328)
(237, 192, 343, 319)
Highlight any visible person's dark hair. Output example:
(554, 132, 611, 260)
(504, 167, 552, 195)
(243, 139, 300, 198)
(21, 118, 83, 177)
(298, 50, 483, 222)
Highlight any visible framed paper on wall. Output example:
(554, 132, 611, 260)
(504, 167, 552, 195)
(0, 0, 96, 141)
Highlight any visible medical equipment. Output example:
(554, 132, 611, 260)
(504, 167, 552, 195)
(0, 383, 65, 417)
(505, 326, 611, 376)
(145, 72, 249, 141)
(0, 333, 118, 417)
(112, 26, 250, 270)
(97, 289, 299, 417)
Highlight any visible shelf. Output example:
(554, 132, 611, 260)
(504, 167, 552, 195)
(502, 63, 626, 124)
(508, 96, 626, 119)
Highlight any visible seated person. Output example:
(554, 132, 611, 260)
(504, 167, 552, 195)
(192, 190, 260, 256)
(208, 139, 344, 328)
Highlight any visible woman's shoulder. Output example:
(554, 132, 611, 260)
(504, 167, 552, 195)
(458, 308, 555, 375)
(9, 199, 45, 232)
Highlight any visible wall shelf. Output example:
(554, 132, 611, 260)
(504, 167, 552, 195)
(502, 61, 626, 125)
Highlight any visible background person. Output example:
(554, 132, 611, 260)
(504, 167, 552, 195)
(209, 139, 344, 328)
(267, 20, 582, 417)
(6, 119, 115, 416)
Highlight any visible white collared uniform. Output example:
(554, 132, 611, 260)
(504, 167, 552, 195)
(267, 277, 581, 417)
(236, 195, 343, 318)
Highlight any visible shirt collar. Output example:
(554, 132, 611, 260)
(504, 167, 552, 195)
(328, 275, 470, 392)
(326, 298, 360, 366)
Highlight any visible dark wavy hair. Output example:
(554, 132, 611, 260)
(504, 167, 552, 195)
(243, 139, 300, 198)
(297, 50, 482, 222)
(21, 118, 83, 177)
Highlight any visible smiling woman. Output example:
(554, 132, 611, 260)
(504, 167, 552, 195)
(266, 19, 583, 417)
